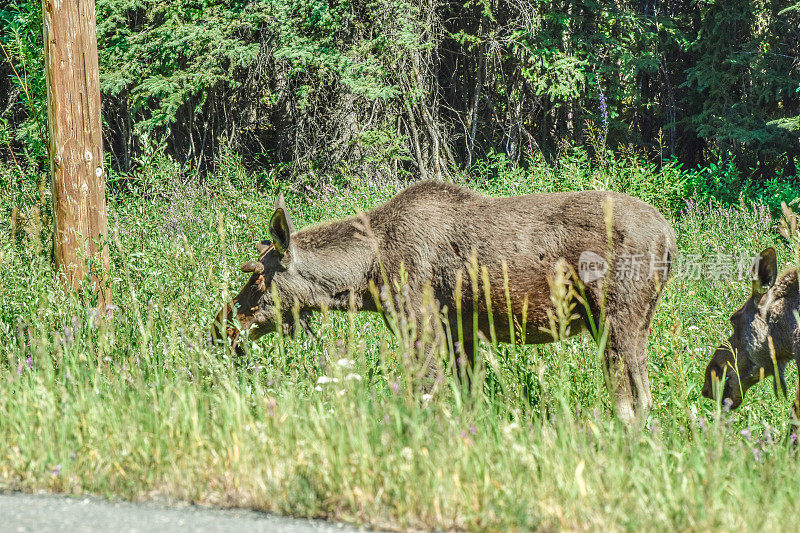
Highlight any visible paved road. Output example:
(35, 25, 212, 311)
(0, 492, 367, 533)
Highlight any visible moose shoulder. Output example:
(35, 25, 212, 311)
(214, 181, 677, 423)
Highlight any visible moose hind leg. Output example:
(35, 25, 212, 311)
(603, 328, 652, 425)
(603, 344, 635, 424)
(631, 332, 653, 418)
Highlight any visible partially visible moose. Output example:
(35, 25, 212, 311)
(703, 247, 800, 425)
(213, 181, 677, 423)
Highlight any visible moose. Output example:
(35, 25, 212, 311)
(213, 181, 677, 423)
(702, 247, 800, 424)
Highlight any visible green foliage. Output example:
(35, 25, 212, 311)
(684, 0, 800, 160)
(0, 0, 47, 165)
(467, 146, 688, 215)
(96, 0, 404, 130)
(97, 0, 265, 131)
(521, 48, 587, 103)
(271, 0, 398, 99)
(91, 0, 416, 171)
(769, 81, 800, 133)
(687, 159, 748, 206)
(688, 157, 800, 212)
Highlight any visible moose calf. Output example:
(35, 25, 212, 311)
(703, 247, 800, 426)
(214, 181, 676, 423)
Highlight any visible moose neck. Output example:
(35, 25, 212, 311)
(292, 217, 379, 312)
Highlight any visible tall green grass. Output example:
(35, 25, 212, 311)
(1, 154, 799, 530)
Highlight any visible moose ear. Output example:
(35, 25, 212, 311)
(751, 247, 778, 297)
(270, 193, 295, 256)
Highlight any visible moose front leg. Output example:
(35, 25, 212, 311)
(455, 339, 476, 387)
(774, 360, 788, 399)
(414, 310, 449, 392)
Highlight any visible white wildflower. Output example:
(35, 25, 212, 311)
(401, 447, 414, 462)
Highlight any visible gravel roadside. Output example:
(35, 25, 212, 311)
(0, 492, 370, 533)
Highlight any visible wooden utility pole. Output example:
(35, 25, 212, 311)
(42, 0, 110, 308)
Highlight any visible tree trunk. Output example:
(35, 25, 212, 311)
(42, 0, 111, 308)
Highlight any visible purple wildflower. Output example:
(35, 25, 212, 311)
(723, 397, 733, 413)
(598, 89, 609, 137)
(763, 424, 776, 445)
(88, 308, 99, 329)
(63, 325, 74, 346)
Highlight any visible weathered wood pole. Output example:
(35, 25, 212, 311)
(42, 0, 110, 308)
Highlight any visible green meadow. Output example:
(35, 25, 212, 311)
(2, 150, 800, 530)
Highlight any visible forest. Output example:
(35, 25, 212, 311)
(2, 0, 799, 183)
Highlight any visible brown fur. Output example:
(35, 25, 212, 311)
(702, 249, 800, 428)
(214, 181, 677, 423)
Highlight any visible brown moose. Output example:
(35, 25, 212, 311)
(702, 247, 800, 424)
(214, 181, 676, 422)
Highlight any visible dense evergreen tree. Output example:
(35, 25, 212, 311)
(1, 0, 798, 179)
